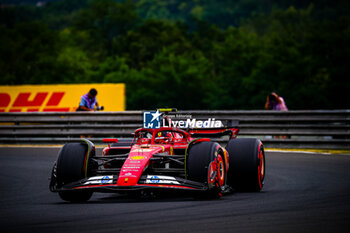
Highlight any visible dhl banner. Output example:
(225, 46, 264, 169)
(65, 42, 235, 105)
(0, 83, 125, 112)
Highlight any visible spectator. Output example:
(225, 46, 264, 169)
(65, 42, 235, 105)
(265, 92, 288, 139)
(265, 92, 288, 111)
(77, 88, 101, 111)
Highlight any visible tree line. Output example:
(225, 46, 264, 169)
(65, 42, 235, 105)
(0, 0, 349, 109)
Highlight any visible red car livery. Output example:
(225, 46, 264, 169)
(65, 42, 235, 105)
(50, 112, 265, 202)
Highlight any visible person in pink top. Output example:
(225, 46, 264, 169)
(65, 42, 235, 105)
(265, 92, 288, 111)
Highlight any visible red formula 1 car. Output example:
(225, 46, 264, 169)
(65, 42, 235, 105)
(49, 114, 265, 202)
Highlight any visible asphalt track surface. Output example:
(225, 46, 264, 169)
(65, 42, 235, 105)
(0, 147, 350, 233)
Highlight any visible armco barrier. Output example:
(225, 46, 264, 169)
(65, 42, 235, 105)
(0, 110, 349, 149)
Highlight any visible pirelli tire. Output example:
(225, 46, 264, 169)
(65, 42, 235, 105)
(56, 143, 93, 202)
(226, 138, 265, 192)
(187, 141, 226, 198)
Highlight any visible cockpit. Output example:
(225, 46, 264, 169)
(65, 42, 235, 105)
(134, 128, 188, 145)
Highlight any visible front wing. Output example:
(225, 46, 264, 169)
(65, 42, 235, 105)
(51, 175, 208, 193)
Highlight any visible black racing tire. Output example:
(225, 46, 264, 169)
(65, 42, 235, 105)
(187, 141, 225, 197)
(226, 138, 265, 192)
(56, 143, 93, 202)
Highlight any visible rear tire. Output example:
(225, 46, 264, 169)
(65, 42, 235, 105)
(56, 143, 93, 202)
(187, 141, 226, 197)
(226, 138, 265, 192)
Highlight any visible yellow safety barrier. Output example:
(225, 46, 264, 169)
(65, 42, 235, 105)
(0, 83, 125, 112)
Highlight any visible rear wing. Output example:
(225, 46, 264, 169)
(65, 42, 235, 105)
(187, 119, 239, 139)
(189, 127, 239, 139)
(157, 109, 240, 139)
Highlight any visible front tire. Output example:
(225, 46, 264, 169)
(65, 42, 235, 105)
(226, 138, 265, 192)
(187, 141, 226, 197)
(56, 143, 93, 202)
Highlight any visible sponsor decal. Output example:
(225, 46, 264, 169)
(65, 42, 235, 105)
(146, 175, 180, 185)
(0, 91, 70, 112)
(0, 84, 125, 112)
(150, 176, 160, 183)
(123, 166, 141, 169)
(131, 149, 153, 153)
(84, 176, 113, 185)
(101, 176, 112, 184)
(130, 156, 145, 160)
(129, 160, 141, 164)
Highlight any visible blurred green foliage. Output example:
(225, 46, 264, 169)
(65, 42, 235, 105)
(0, 0, 349, 109)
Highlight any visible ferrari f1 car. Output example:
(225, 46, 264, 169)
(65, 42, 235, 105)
(49, 113, 265, 202)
